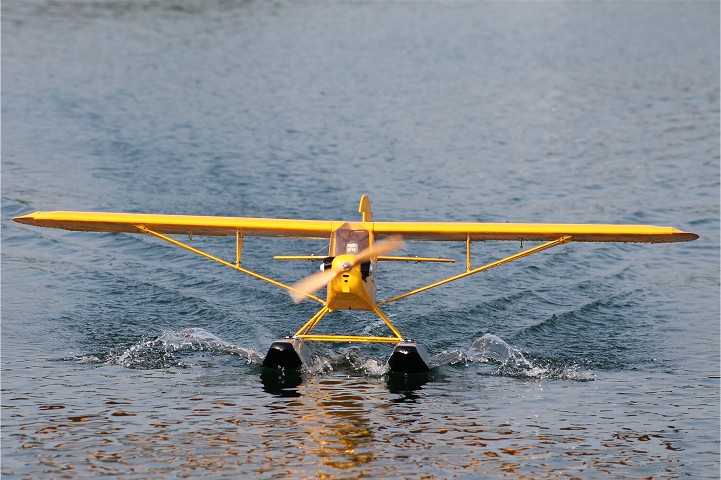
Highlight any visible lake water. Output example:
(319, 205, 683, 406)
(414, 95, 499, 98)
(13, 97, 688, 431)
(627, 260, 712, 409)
(2, 1, 719, 478)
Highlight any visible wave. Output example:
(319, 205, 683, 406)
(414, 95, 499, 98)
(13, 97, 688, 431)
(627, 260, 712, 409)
(67, 327, 265, 369)
(63, 329, 593, 381)
(430, 333, 595, 381)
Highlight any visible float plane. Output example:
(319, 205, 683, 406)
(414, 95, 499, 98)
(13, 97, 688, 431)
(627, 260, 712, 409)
(13, 195, 698, 373)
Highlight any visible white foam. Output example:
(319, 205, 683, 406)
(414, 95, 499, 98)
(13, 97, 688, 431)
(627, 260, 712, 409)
(432, 333, 595, 381)
(108, 328, 265, 368)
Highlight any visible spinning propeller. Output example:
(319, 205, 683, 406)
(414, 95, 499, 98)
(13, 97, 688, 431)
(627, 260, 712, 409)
(290, 236, 404, 303)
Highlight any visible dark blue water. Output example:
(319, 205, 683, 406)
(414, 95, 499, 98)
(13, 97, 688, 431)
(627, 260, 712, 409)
(2, 1, 719, 478)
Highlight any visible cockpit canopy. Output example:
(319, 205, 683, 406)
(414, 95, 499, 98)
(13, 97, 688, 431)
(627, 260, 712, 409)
(331, 223, 370, 256)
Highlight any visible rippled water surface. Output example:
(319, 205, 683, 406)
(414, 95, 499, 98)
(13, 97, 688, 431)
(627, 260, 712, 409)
(2, 1, 719, 478)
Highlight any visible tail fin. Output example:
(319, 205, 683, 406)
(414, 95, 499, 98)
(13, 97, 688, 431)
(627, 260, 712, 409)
(358, 195, 373, 222)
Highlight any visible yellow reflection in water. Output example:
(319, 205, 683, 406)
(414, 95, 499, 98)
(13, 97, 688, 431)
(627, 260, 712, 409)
(294, 378, 378, 471)
(13, 377, 688, 479)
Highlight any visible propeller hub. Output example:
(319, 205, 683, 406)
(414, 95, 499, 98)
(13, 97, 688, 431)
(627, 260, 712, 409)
(341, 261, 353, 271)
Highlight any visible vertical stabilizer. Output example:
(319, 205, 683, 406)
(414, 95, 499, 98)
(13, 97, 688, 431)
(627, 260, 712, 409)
(358, 195, 373, 222)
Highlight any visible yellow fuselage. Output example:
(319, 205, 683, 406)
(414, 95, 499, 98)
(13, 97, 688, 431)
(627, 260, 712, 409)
(325, 254, 376, 311)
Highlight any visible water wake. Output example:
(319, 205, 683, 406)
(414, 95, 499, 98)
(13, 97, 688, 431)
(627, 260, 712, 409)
(68, 328, 265, 369)
(67, 330, 592, 380)
(309, 347, 391, 376)
(431, 333, 595, 381)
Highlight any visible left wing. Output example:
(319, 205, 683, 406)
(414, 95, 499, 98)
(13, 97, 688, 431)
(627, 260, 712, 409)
(12, 211, 339, 239)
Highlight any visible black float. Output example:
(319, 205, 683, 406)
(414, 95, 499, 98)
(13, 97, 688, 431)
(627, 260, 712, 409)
(262, 337, 313, 370)
(387, 341, 431, 373)
(263, 337, 431, 373)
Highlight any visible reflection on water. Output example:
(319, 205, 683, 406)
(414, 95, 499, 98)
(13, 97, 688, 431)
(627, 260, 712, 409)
(6, 368, 699, 479)
(260, 368, 304, 397)
(385, 371, 433, 402)
(262, 365, 434, 401)
(3, 330, 707, 477)
(295, 378, 378, 470)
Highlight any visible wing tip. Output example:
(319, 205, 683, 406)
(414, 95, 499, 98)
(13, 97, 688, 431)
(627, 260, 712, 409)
(12, 212, 39, 225)
(673, 229, 699, 242)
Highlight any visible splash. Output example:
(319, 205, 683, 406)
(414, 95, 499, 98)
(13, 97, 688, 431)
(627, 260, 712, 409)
(336, 347, 390, 376)
(432, 334, 594, 381)
(294, 347, 390, 376)
(103, 328, 265, 369)
(65, 330, 591, 380)
(68, 330, 388, 376)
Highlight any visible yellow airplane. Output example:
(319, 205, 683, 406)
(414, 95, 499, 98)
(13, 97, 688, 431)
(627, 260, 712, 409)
(13, 195, 698, 373)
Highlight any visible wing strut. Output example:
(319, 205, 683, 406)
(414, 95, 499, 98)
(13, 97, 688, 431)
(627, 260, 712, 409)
(135, 225, 325, 304)
(235, 230, 243, 266)
(379, 236, 573, 305)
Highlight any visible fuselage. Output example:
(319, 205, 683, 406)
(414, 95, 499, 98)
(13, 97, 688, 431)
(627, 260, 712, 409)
(324, 221, 377, 311)
(325, 254, 376, 311)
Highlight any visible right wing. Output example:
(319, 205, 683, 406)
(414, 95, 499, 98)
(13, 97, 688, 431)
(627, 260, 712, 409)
(12, 211, 340, 239)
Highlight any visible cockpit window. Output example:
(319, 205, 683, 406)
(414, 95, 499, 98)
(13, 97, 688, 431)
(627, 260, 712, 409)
(332, 224, 370, 256)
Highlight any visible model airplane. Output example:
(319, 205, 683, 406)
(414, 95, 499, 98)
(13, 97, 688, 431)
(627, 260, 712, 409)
(13, 195, 698, 373)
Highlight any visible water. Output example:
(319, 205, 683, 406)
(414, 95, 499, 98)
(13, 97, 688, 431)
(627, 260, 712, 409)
(2, 1, 719, 478)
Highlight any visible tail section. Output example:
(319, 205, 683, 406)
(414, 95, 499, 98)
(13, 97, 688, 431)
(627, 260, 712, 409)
(358, 195, 372, 222)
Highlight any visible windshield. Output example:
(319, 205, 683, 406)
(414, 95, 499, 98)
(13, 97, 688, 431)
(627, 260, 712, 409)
(331, 224, 370, 256)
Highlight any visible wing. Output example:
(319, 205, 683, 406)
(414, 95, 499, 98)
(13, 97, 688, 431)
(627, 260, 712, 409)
(371, 221, 698, 243)
(13, 211, 698, 243)
(12, 211, 340, 239)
